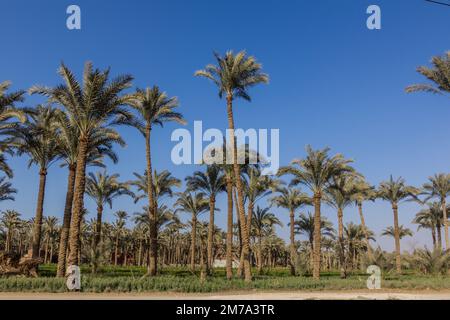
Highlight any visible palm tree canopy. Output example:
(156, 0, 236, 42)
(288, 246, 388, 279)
(377, 175, 420, 205)
(422, 173, 450, 201)
(185, 165, 225, 198)
(174, 192, 209, 218)
(295, 212, 335, 241)
(132, 170, 181, 202)
(30, 62, 135, 141)
(270, 186, 312, 212)
(128, 86, 185, 135)
(381, 225, 413, 239)
(413, 202, 445, 230)
(195, 50, 269, 100)
(0, 81, 26, 126)
(252, 206, 282, 236)
(278, 145, 356, 195)
(85, 171, 133, 208)
(0, 177, 16, 202)
(406, 51, 450, 96)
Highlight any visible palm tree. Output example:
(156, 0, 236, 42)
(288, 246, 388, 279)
(381, 225, 413, 239)
(295, 212, 335, 269)
(406, 51, 450, 96)
(413, 202, 445, 249)
(31, 62, 134, 267)
(85, 171, 133, 271)
(128, 86, 185, 276)
(271, 186, 311, 275)
(0, 81, 26, 178)
(174, 192, 209, 271)
(0, 177, 16, 202)
(378, 175, 419, 273)
(325, 174, 360, 278)
(195, 50, 269, 282)
(344, 222, 375, 270)
(0, 210, 21, 253)
(111, 211, 128, 266)
(251, 206, 282, 273)
(54, 111, 123, 277)
(186, 165, 225, 274)
(9, 105, 60, 258)
(422, 174, 450, 250)
(278, 145, 355, 279)
(351, 177, 376, 259)
(42, 216, 59, 264)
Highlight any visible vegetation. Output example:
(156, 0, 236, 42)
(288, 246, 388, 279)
(0, 51, 449, 293)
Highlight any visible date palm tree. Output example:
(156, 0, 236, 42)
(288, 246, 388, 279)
(344, 222, 375, 270)
(174, 192, 209, 271)
(406, 51, 450, 96)
(30, 62, 134, 267)
(350, 177, 376, 259)
(85, 171, 133, 270)
(0, 177, 16, 202)
(325, 174, 360, 278)
(422, 174, 450, 250)
(186, 165, 225, 274)
(0, 210, 21, 253)
(54, 111, 123, 277)
(377, 176, 419, 273)
(413, 202, 445, 249)
(9, 105, 60, 258)
(42, 216, 59, 264)
(278, 146, 355, 279)
(271, 186, 311, 275)
(112, 211, 128, 266)
(128, 86, 185, 276)
(252, 206, 282, 273)
(195, 50, 269, 282)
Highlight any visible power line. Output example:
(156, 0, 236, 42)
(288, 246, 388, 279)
(425, 0, 450, 7)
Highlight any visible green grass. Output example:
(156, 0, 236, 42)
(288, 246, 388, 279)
(0, 265, 449, 293)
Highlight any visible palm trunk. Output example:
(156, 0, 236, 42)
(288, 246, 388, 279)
(337, 207, 346, 279)
(5, 230, 11, 253)
(234, 188, 243, 278)
(442, 198, 449, 250)
(114, 234, 119, 266)
(67, 136, 89, 267)
(94, 204, 103, 250)
(289, 209, 296, 276)
(145, 125, 157, 276)
(191, 216, 197, 271)
(392, 203, 402, 274)
(437, 223, 442, 249)
(431, 225, 437, 249)
(56, 165, 76, 277)
(257, 233, 263, 274)
(44, 237, 49, 264)
(207, 195, 215, 274)
(312, 193, 322, 279)
(31, 168, 47, 258)
(227, 94, 251, 282)
(225, 175, 233, 280)
(357, 202, 373, 259)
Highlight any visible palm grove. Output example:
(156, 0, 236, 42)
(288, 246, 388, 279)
(0, 51, 449, 282)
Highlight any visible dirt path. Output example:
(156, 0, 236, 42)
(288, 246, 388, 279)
(0, 290, 449, 300)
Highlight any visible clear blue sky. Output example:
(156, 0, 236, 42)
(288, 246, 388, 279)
(1, 0, 449, 251)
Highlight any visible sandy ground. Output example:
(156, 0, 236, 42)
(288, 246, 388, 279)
(0, 290, 449, 300)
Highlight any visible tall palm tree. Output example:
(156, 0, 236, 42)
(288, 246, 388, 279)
(195, 50, 269, 282)
(278, 146, 355, 279)
(54, 111, 123, 277)
(406, 51, 450, 96)
(325, 174, 360, 278)
(0, 210, 21, 253)
(128, 86, 185, 276)
(271, 186, 311, 275)
(30, 62, 134, 267)
(0, 177, 16, 202)
(174, 192, 209, 271)
(422, 174, 450, 250)
(9, 105, 60, 258)
(377, 175, 419, 273)
(252, 206, 282, 273)
(85, 171, 133, 264)
(350, 177, 376, 259)
(186, 165, 225, 274)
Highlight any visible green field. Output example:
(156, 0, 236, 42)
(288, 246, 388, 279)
(0, 265, 449, 293)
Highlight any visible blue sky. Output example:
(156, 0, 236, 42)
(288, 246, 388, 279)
(1, 0, 449, 251)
